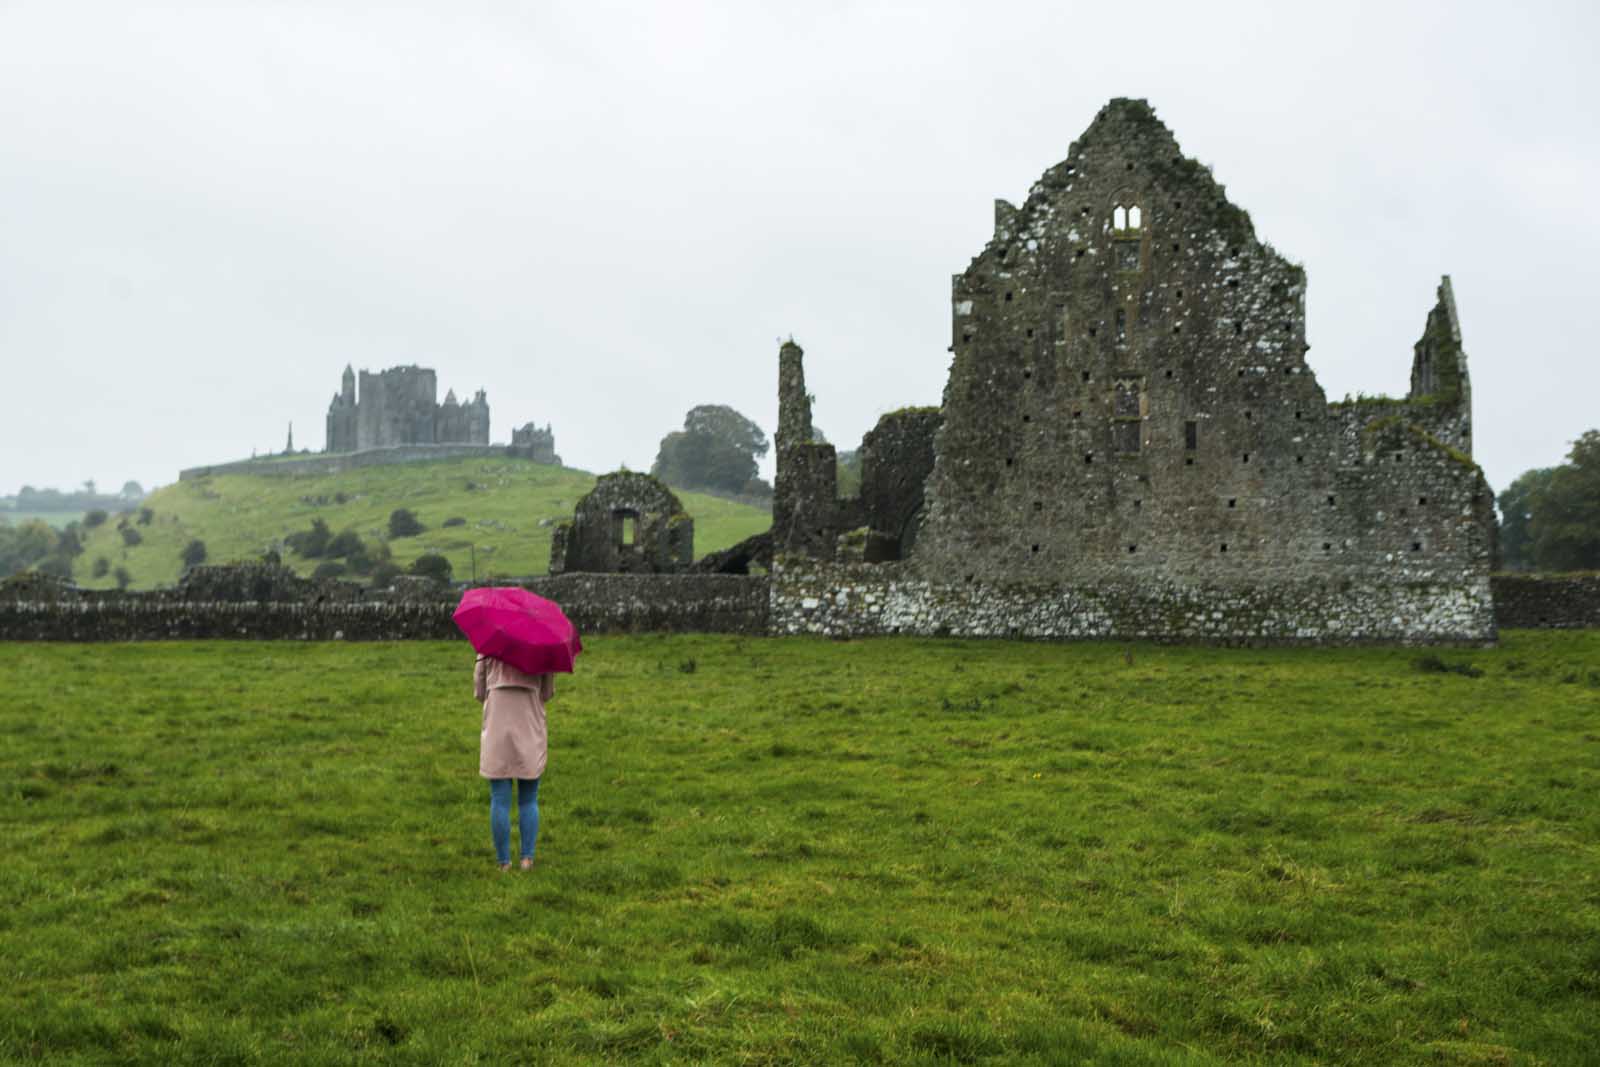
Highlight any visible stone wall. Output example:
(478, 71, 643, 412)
(179, 445, 517, 481)
(770, 558, 1497, 644)
(0, 574, 769, 642)
(549, 472, 694, 575)
(856, 407, 942, 560)
(1490, 575, 1600, 629)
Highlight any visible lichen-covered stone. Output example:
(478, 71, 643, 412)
(770, 97, 1498, 644)
(549, 471, 693, 575)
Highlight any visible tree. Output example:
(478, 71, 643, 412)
(181, 539, 208, 570)
(286, 518, 332, 558)
(326, 529, 366, 559)
(1529, 431, 1600, 572)
(409, 553, 453, 582)
(651, 404, 770, 495)
(120, 526, 143, 547)
(84, 509, 109, 528)
(92, 556, 110, 578)
(120, 481, 144, 500)
(389, 508, 424, 538)
(113, 566, 132, 590)
(683, 404, 769, 460)
(1497, 468, 1556, 572)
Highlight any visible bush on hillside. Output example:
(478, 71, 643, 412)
(326, 529, 366, 560)
(442, 516, 466, 528)
(389, 509, 424, 538)
(92, 557, 110, 578)
(137, 507, 154, 526)
(181, 539, 208, 569)
(408, 553, 452, 582)
(286, 518, 332, 558)
(84, 510, 109, 529)
(113, 566, 132, 590)
(312, 561, 348, 580)
(120, 526, 143, 547)
(368, 561, 403, 588)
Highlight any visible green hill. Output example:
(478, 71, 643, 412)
(69, 458, 771, 590)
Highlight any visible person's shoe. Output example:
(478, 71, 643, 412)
(498, 862, 511, 872)
(520, 857, 534, 871)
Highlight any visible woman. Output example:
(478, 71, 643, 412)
(474, 653, 554, 871)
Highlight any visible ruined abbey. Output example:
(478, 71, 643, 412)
(325, 364, 490, 452)
(766, 98, 1497, 643)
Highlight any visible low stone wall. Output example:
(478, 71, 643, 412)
(1490, 574, 1600, 629)
(0, 575, 769, 642)
(178, 445, 522, 481)
(769, 559, 1498, 644)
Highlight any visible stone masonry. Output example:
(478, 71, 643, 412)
(548, 471, 694, 576)
(326, 364, 490, 453)
(771, 98, 1498, 644)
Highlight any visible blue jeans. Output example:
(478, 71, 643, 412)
(489, 777, 540, 866)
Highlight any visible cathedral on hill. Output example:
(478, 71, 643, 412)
(324, 364, 489, 453)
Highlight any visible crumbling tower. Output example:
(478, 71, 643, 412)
(772, 340, 840, 558)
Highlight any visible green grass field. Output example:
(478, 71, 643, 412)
(3, 633, 1598, 1065)
(65, 459, 771, 590)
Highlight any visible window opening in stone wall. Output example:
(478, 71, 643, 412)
(1235, 321, 1244, 335)
(1185, 421, 1198, 450)
(1412, 542, 1422, 552)
(1327, 496, 1336, 506)
(1220, 543, 1228, 553)
(1004, 291, 1013, 302)
(1115, 308, 1127, 343)
(1113, 378, 1143, 454)
(1128, 544, 1137, 553)
(1114, 206, 1128, 229)
(1228, 498, 1236, 508)
(1323, 542, 1332, 551)
(615, 510, 639, 547)
(1418, 496, 1427, 505)
(1243, 453, 1251, 464)
(1085, 453, 1094, 464)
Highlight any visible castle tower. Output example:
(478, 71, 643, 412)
(772, 340, 838, 558)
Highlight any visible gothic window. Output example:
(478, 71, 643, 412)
(1115, 308, 1127, 344)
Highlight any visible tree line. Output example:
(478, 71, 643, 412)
(1498, 430, 1600, 572)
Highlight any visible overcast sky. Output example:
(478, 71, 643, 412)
(2, 0, 1595, 501)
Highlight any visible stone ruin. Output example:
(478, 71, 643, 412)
(325, 364, 490, 453)
(548, 471, 694, 576)
(768, 97, 1497, 643)
(509, 422, 561, 465)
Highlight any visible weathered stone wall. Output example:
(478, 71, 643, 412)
(0, 575, 769, 641)
(856, 407, 942, 559)
(1490, 575, 1600, 629)
(180, 444, 517, 481)
(772, 340, 843, 558)
(549, 472, 693, 575)
(770, 558, 1496, 644)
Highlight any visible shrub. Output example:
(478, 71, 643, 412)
(84, 510, 109, 528)
(113, 566, 132, 590)
(326, 529, 366, 559)
(285, 518, 331, 558)
(91, 557, 110, 578)
(389, 509, 424, 538)
(181, 539, 208, 569)
(120, 526, 143, 547)
(137, 507, 154, 526)
(312, 561, 348, 580)
(408, 553, 452, 582)
(368, 562, 402, 588)
(442, 516, 466, 528)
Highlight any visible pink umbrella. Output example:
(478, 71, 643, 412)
(452, 587, 583, 675)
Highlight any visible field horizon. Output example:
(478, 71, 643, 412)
(3, 632, 1597, 1065)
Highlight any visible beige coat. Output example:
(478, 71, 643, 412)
(474, 656, 554, 780)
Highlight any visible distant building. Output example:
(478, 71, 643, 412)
(325, 364, 490, 453)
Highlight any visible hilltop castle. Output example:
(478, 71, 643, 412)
(325, 365, 490, 453)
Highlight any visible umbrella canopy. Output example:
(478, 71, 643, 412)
(452, 587, 583, 675)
